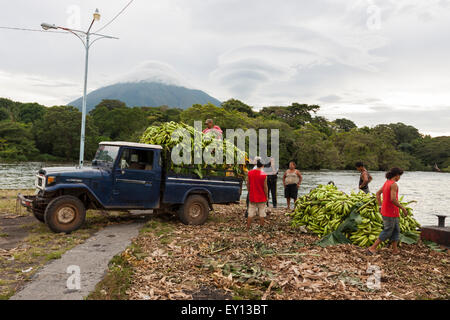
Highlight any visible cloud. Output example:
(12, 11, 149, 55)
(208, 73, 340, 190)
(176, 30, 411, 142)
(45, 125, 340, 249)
(113, 60, 191, 88)
(0, 69, 79, 105)
(0, 0, 449, 136)
(319, 95, 342, 103)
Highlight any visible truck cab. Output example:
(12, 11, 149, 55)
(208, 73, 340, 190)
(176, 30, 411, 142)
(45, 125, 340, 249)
(18, 141, 243, 233)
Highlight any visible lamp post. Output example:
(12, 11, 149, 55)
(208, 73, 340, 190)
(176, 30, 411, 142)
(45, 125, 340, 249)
(41, 9, 118, 167)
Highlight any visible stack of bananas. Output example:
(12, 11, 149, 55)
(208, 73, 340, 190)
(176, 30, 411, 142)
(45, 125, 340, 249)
(289, 184, 421, 247)
(140, 122, 248, 177)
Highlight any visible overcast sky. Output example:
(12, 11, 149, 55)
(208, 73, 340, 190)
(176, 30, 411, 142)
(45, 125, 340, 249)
(0, 0, 449, 136)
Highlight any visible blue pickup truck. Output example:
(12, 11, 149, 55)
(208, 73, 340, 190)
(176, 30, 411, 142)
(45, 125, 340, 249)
(18, 141, 243, 233)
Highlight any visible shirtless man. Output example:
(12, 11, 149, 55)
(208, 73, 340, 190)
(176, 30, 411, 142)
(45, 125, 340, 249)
(355, 161, 372, 194)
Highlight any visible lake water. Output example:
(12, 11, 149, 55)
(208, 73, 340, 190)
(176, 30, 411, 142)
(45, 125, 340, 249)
(0, 162, 448, 226)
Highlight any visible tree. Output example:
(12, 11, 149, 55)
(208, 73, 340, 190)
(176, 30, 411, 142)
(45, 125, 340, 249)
(252, 118, 298, 168)
(0, 121, 39, 161)
(180, 103, 251, 130)
(91, 105, 149, 141)
(388, 123, 421, 146)
(311, 116, 333, 136)
(33, 106, 99, 161)
(260, 103, 320, 128)
(91, 99, 127, 111)
(0, 98, 16, 121)
(222, 99, 255, 117)
(333, 118, 357, 132)
(0, 108, 9, 121)
(16, 103, 46, 123)
(413, 136, 450, 168)
(293, 125, 341, 169)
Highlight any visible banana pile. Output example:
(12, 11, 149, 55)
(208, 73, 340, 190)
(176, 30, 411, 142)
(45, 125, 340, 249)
(289, 184, 421, 247)
(140, 122, 247, 178)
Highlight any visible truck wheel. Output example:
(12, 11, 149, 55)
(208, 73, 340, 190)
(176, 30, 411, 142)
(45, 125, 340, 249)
(178, 195, 209, 225)
(44, 196, 86, 233)
(32, 210, 45, 223)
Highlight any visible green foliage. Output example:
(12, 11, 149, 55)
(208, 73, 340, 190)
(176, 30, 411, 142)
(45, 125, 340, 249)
(33, 106, 99, 161)
(389, 122, 421, 146)
(0, 121, 39, 161)
(412, 136, 450, 168)
(94, 99, 127, 111)
(0, 108, 9, 121)
(180, 103, 252, 129)
(0, 97, 448, 170)
(15, 103, 46, 124)
(294, 125, 340, 169)
(222, 99, 255, 117)
(260, 103, 320, 128)
(333, 118, 357, 132)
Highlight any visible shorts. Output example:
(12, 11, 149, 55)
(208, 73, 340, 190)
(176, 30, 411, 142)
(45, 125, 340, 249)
(284, 183, 298, 199)
(379, 216, 400, 242)
(248, 202, 266, 218)
(360, 186, 370, 194)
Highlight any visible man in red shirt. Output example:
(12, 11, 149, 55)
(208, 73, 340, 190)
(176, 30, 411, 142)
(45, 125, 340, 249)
(247, 159, 268, 230)
(203, 119, 223, 139)
(368, 167, 408, 255)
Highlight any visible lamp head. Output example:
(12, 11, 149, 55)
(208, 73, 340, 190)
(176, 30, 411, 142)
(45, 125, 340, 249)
(41, 23, 57, 30)
(93, 8, 101, 21)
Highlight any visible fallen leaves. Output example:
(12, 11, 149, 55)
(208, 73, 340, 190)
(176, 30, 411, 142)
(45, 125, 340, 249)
(119, 203, 449, 300)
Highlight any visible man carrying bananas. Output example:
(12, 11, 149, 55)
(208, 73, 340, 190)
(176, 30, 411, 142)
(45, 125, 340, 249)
(203, 119, 223, 139)
(367, 167, 408, 255)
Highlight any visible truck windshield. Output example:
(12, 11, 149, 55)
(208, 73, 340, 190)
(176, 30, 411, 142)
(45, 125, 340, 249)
(92, 145, 120, 167)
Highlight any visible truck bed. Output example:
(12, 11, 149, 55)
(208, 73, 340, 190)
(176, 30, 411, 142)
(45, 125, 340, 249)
(162, 174, 243, 204)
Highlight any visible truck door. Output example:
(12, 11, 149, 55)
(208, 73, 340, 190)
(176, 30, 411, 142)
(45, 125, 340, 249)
(113, 147, 161, 208)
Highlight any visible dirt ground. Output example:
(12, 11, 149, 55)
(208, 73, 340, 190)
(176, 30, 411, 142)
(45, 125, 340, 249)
(2, 189, 448, 300)
(0, 189, 137, 299)
(93, 202, 449, 300)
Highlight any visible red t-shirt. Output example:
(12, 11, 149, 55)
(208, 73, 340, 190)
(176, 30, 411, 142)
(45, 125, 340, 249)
(381, 180, 399, 217)
(202, 126, 223, 138)
(248, 169, 267, 203)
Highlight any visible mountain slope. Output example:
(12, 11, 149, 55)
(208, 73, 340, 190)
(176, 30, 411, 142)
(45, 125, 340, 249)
(68, 82, 221, 112)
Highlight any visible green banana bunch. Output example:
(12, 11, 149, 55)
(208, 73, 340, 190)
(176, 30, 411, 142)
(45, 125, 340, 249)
(140, 122, 248, 178)
(289, 184, 421, 247)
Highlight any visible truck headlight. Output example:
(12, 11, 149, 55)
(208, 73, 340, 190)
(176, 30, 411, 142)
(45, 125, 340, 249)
(47, 176, 56, 185)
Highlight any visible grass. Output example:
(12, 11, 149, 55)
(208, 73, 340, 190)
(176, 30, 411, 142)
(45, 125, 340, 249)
(89, 218, 177, 300)
(87, 246, 141, 300)
(0, 189, 131, 299)
(0, 189, 34, 216)
(0, 289, 15, 300)
(231, 285, 263, 300)
(140, 219, 174, 235)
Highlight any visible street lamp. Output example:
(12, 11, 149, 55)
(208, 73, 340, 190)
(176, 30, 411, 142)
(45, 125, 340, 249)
(41, 9, 118, 168)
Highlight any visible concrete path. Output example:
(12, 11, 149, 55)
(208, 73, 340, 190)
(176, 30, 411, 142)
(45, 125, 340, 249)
(11, 222, 143, 300)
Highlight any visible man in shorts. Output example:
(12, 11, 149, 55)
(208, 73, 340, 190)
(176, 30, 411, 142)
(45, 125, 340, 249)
(247, 159, 268, 230)
(368, 167, 408, 255)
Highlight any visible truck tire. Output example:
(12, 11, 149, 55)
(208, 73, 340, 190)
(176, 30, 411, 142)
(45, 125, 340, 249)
(178, 195, 209, 225)
(44, 196, 86, 233)
(32, 209, 45, 223)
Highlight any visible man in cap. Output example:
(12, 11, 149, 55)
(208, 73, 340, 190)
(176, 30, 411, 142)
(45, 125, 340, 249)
(203, 119, 223, 139)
